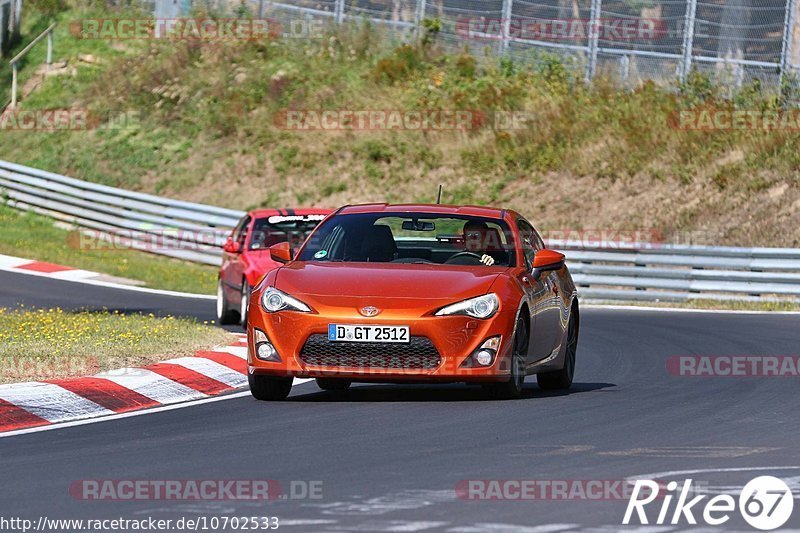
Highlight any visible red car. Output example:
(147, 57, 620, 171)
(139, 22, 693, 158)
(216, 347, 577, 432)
(217, 208, 332, 326)
(246, 203, 579, 400)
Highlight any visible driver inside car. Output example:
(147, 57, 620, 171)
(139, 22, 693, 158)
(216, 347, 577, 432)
(462, 220, 504, 266)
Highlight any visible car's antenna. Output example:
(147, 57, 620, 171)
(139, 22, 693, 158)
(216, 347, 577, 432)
(436, 184, 443, 204)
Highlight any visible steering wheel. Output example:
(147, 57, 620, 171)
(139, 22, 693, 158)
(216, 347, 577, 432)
(445, 251, 484, 265)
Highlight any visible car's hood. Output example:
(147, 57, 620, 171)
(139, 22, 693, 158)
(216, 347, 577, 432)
(275, 262, 505, 309)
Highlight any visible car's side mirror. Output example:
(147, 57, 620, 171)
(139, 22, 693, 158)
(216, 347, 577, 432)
(531, 249, 565, 279)
(270, 242, 292, 263)
(223, 237, 241, 254)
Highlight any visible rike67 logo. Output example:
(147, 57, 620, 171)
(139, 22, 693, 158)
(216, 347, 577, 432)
(624, 476, 794, 530)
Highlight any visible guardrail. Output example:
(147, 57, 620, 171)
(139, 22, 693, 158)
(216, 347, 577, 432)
(1, 159, 799, 302)
(0, 160, 244, 266)
(547, 240, 800, 303)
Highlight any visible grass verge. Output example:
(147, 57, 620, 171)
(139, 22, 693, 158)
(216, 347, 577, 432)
(0, 205, 218, 294)
(0, 306, 233, 384)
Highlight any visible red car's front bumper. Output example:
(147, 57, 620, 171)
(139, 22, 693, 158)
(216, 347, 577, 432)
(247, 306, 519, 383)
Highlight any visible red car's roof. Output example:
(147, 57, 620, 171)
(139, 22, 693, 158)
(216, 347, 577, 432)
(248, 208, 332, 218)
(338, 203, 507, 219)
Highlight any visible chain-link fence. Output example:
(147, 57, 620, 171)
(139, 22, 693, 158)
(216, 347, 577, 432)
(167, 0, 800, 91)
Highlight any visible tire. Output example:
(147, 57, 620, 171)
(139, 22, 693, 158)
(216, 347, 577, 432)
(217, 278, 239, 325)
(240, 280, 251, 329)
(249, 374, 293, 401)
(316, 378, 351, 391)
(483, 315, 528, 400)
(537, 308, 578, 390)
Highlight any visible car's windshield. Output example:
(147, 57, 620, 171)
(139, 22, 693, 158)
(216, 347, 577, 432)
(249, 214, 327, 251)
(297, 213, 516, 267)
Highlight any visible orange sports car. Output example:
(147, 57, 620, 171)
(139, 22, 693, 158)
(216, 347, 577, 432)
(246, 204, 579, 400)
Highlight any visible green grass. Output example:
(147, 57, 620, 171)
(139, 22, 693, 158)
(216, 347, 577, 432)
(0, 205, 218, 294)
(0, 4, 798, 249)
(0, 306, 232, 383)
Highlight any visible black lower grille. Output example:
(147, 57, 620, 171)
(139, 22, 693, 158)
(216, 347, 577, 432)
(299, 335, 441, 369)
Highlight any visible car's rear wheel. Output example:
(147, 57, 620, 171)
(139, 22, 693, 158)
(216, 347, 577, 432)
(249, 374, 293, 401)
(483, 315, 527, 400)
(217, 278, 238, 325)
(240, 280, 251, 329)
(316, 378, 351, 391)
(537, 309, 578, 390)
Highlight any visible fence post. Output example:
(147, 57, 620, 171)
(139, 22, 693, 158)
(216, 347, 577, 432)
(780, 0, 797, 87)
(679, 0, 698, 83)
(11, 62, 18, 108)
(46, 30, 53, 65)
(585, 0, 602, 81)
(500, 0, 513, 54)
(334, 0, 345, 24)
(414, 0, 427, 41)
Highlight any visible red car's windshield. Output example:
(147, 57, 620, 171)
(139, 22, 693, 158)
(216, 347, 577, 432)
(297, 213, 517, 266)
(249, 215, 326, 251)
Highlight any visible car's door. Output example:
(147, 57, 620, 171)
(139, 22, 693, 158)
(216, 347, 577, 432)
(223, 215, 251, 302)
(518, 218, 561, 362)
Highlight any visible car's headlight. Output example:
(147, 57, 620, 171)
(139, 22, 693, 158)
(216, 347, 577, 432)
(261, 287, 311, 313)
(435, 293, 499, 319)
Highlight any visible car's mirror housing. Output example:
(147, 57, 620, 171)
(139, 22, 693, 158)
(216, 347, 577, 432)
(270, 242, 292, 263)
(223, 237, 241, 254)
(531, 249, 565, 279)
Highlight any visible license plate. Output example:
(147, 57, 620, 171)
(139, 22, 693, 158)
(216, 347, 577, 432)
(328, 324, 410, 343)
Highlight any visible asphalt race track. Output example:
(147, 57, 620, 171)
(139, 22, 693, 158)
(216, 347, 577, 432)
(1, 269, 799, 531)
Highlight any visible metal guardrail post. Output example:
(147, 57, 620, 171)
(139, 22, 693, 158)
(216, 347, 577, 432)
(414, 0, 426, 41)
(11, 64, 18, 108)
(679, 0, 698, 83)
(780, 0, 797, 87)
(585, 0, 602, 81)
(46, 31, 53, 65)
(501, 0, 513, 54)
(334, 0, 344, 24)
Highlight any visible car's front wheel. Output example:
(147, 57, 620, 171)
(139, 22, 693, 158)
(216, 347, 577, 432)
(537, 309, 578, 390)
(316, 378, 351, 391)
(249, 374, 293, 401)
(217, 278, 238, 325)
(483, 315, 528, 400)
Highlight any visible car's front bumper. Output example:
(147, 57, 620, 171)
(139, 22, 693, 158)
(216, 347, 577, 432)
(247, 306, 519, 383)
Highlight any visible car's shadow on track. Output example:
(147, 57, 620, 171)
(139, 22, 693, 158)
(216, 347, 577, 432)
(287, 382, 616, 402)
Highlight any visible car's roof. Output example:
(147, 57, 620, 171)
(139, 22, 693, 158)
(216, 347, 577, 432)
(338, 203, 508, 219)
(248, 208, 333, 217)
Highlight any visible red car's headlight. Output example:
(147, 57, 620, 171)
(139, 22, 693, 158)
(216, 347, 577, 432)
(435, 293, 499, 319)
(260, 287, 312, 313)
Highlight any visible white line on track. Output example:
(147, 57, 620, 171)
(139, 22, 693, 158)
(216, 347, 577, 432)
(0, 378, 316, 439)
(0, 263, 214, 300)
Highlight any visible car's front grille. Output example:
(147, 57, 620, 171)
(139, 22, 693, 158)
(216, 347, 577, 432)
(299, 335, 441, 370)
